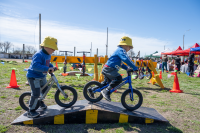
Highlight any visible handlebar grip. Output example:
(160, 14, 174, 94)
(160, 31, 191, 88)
(49, 67, 57, 73)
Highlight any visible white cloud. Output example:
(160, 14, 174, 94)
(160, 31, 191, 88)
(0, 16, 170, 57)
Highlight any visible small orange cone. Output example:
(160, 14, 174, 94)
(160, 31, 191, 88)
(70, 67, 73, 71)
(169, 72, 183, 93)
(56, 62, 59, 69)
(159, 71, 162, 79)
(62, 73, 68, 76)
(6, 70, 20, 88)
(114, 90, 117, 93)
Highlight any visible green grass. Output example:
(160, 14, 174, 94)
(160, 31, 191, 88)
(0, 125, 8, 133)
(0, 60, 200, 133)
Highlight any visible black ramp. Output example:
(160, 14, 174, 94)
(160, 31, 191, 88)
(12, 100, 168, 125)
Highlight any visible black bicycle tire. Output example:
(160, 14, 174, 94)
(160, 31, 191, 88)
(121, 89, 143, 111)
(83, 81, 103, 103)
(132, 72, 138, 79)
(19, 92, 39, 111)
(55, 86, 77, 108)
(139, 72, 144, 79)
(145, 71, 152, 79)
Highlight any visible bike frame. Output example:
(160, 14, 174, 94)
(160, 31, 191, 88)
(77, 51, 90, 76)
(59, 51, 73, 73)
(38, 73, 68, 101)
(93, 74, 134, 101)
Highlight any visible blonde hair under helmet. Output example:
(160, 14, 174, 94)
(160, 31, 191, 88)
(40, 36, 58, 50)
(118, 36, 133, 49)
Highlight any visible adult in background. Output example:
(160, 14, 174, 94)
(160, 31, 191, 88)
(175, 55, 181, 74)
(162, 55, 168, 73)
(188, 53, 195, 77)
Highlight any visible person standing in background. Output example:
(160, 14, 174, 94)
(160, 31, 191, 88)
(162, 55, 168, 73)
(175, 55, 181, 74)
(188, 53, 195, 77)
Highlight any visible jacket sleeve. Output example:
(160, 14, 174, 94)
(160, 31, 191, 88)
(49, 63, 53, 68)
(31, 54, 49, 72)
(121, 64, 128, 70)
(118, 49, 138, 71)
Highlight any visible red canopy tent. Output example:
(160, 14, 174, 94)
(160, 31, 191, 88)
(174, 43, 200, 56)
(161, 46, 183, 55)
(162, 43, 200, 56)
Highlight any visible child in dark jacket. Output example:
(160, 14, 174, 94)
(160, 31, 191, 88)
(26, 36, 58, 118)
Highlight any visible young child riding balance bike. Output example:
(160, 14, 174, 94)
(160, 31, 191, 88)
(26, 36, 58, 118)
(89, 36, 138, 102)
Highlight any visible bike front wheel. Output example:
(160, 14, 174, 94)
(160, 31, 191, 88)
(83, 81, 103, 103)
(121, 89, 143, 111)
(19, 92, 39, 111)
(55, 86, 77, 108)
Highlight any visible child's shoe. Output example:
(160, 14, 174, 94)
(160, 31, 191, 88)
(40, 101, 47, 109)
(101, 89, 111, 102)
(27, 110, 40, 118)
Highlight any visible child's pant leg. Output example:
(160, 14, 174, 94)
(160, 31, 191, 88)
(102, 67, 122, 90)
(101, 74, 111, 86)
(109, 75, 122, 89)
(40, 78, 48, 94)
(27, 78, 41, 110)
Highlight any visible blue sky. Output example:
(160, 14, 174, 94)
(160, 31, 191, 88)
(0, 0, 200, 57)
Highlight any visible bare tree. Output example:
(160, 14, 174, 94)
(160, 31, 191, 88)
(13, 47, 22, 54)
(25, 45, 36, 54)
(2, 41, 12, 53)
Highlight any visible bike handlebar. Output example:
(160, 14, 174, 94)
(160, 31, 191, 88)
(77, 51, 90, 53)
(59, 51, 73, 53)
(49, 67, 58, 74)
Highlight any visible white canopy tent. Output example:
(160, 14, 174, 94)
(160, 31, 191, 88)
(152, 48, 173, 57)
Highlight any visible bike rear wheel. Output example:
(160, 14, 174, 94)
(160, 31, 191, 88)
(55, 85, 77, 108)
(121, 89, 143, 111)
(83, 81, 103, 103)
(19, 92, 39, 111)
(132, 72, 138, 79)
(145, 71, 152, 79)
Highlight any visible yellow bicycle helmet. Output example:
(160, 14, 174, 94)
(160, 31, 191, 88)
(40, 36, 58, 50)
(118, 36, 133, 48)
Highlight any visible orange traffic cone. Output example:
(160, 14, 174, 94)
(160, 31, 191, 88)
(159, 71, 162, 79)
(6, 70, 20, 88)
(114, 90, 117, 93)
(169, 72, 183, 93)
(56, 62, 59, 69)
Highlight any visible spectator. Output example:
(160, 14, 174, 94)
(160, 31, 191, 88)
(175, 55, 181, 74)
(188, 53, 195, 77)
(162, 55, 168, 73)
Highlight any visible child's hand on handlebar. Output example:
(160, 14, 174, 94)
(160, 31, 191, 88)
(48, 67, 55, 73)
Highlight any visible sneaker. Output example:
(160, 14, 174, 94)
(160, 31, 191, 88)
(88, 88, 94, 98)
(40, 101, 47, 109)
(27, 110, 40, 118)
(101, 89, 111, 102)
